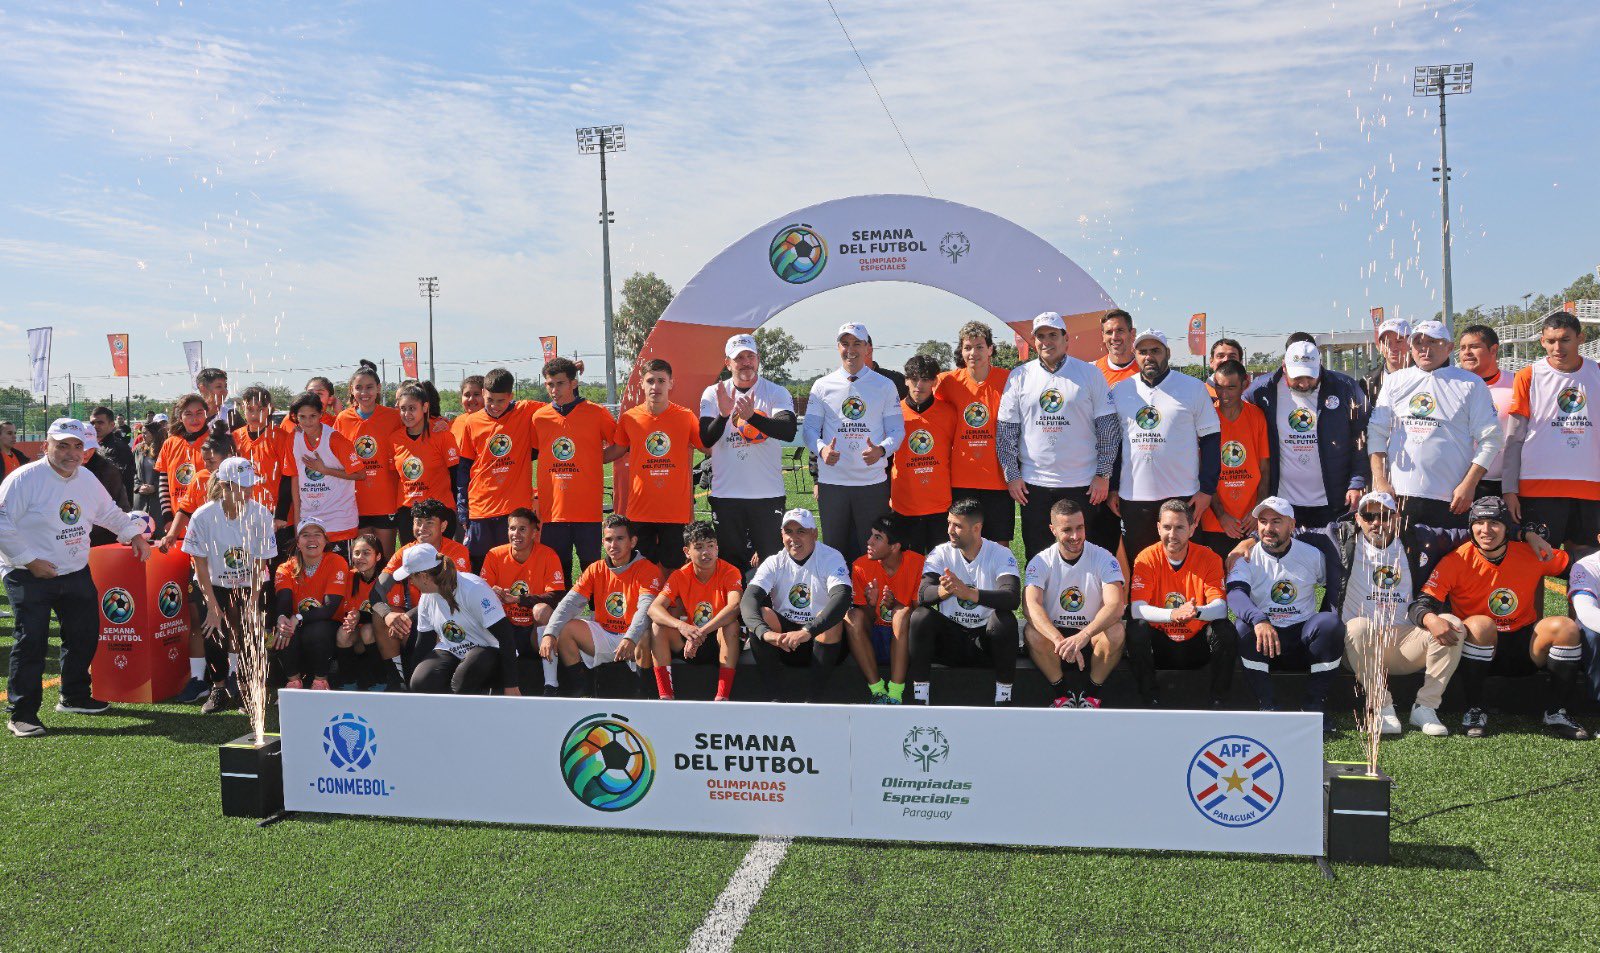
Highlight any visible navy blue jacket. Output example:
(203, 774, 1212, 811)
(1244, 367, 1370, 507)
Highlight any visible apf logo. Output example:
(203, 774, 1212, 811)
(788, 583, 812, 610)
(1557, 386, 1587, 415)
(58, 500, 82, 526)
(1488, 588, 1518, 617)
(489, 434, 514, 458)
(841, 396, 866, 421)
(645, 431, 671, 457)
(354, 435, 378, 459)
(1270, 580, 1298, 605)
(963, 402, 988, 428)
(1221, 441, 1246, 468)
(939, 231, 970, 263)
(1188, 735, 1283, 828)
(323, 713, 378, 773)
(1038, 389, 1064, 414)
(1059, 587, 1085, 614)
(769, 224, 827, 284)
(908, 430, 934, 455)
(605, 592, 627, 619)
(158, 581, 183, 618)
(1373, 565, 1401, 590)
(550, 437, 575, 461)
(441, 621, 467, 643)
(1135, 406, 1162, 430)
(560, 713, 655, 811)
(401, 456, 424, 481)
(101, 588, 135, 625)
(902, 726, 950, 772)
(1287, 408, 1315, 433)
(1408, 392, 1436, 418)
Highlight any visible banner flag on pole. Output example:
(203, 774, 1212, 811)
(27, 327, 52, 399)
(108, 333, 130, 378)
(1187, 313, 1207, 356)
(1564, 300, 1576, 314)
(400, 342, 419, 380)
(182, 341, 204, 384)
(540, 336, 559, 364)
(1369, 307, 1385, 336)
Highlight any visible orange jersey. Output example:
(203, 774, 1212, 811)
(458, 401, 541, 520)
(617, 402, 703, 524)
(279, 412, 336, 434)
(1, 449, 26, 478)
(340, 570, 379, 623)
(178, 467, 211, 516)
(533, 400, 617, 524)
(658, 559, 743, 627)
(337, 405, 405, 516)
(1094, 355, 1139, 388)
(1200, 402, 1271, 532)
(892, 399, 957, 517)
(1422, 541, 1568, 632)
(391, 426, 460, 508)
(935, 366, 1010, 491)
(274, 552, 351, 616)
(233, 425, 293, 512)
(479, 543, 566, 627)
(574, 556, 662, 634)
(156, 428, 207, 512)
(850, 551, 926, 626)
(382, 537, 472, 609)
(1129, 543, 1225, 642)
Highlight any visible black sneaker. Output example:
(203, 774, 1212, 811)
(1463, 707, 1488, 738)
(55, 698, 111, 715)
(200, 686, 234, 714)
(1543, 709, 1591, 741)
(541, 685, 559, 697)
(174, 677, 211, 704)
(7, 719, 45, 738)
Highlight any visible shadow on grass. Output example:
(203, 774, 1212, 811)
(45, 705, 251, 747)
(1387, 842, 1490, 871)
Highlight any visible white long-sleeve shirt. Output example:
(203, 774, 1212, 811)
(0, 458, 144, 575)
(1367, 364, 1503, 501)
(803, 367, 904, 486)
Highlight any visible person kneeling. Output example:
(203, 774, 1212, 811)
(271, 518, 348, 692)
(739, 508, 852, 703)
(393, 543, 520, 695)
(1127, 500, 1235, 708)
(648, 520, 744, 700)
(845, 516, 923, 704)
(1024, 498, 1126, 708)
(540, 515, 662, 698)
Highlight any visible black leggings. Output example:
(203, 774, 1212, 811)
(411, 647, 502, 694)
(203, 586, 261, 683)
(273, 618, 338, 682)
(908, 606, 1018, 685)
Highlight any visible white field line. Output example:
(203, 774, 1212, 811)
(685, 835, 793, 953)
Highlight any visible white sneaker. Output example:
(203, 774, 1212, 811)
(1409, 704, 1449, 736)
(1377, 705, 1403, 735)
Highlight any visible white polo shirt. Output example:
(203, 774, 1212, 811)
(0, 458, 144, 575)
(1111, 370, 1221, 501)
(922, 539, 1020, 628)
(996, 356, 1113, 488)
(1024, 542, 1124, 631)
(699, 376, 795, 500)
(751, 541, 851, 627)
(1368, 365, 1502, 502)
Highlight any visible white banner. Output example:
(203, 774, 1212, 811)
(182, 340, 204, 383)
(280, 694, 1323, 856)
(26, 326, 51, 399)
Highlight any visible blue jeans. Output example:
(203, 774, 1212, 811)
(4, 567, 99, 722)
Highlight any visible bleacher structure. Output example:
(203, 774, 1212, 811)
(1311, 301, 1600, 376)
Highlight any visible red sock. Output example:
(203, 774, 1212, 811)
(715, 666, 736, 700)
(654, 666, 675, 700)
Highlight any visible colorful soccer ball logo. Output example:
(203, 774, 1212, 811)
(1270, 580, 1298, 605)
(223, 546, 247, 571)
(560, 714, 655, 811)
(1135, 406, 1162, 430)
(769, 224, 827, 284)
(298, 597, 321, 614)
(1038, 389, 1065, 414)
(605, 592, 626, 619)
(323, 713, 377, 773)
(645, 431, 671, 457)
(158, 581, 183, 618)
(878, 596, 894, 623)
(1060, 587, 1085, 614)
(1372, 565, 1400, 589)
(355, 435, 378, 459)
(1488, 588, 1517, 617)
(441, 620, 467, 643)
(489, 434, 514, 458)
(58, 500, 82, 526)
(401, 457, 424, 481)
(1557, 387, 1586, 414)
(908, 430, 934, 455)
(963, 402, 989, 428)
(1408, 393, 1436, 418)
(841, 397, 866, 421)
(788, 583, 812, 609)
(1287, 408, 1315, 433)
(1221, 441, 1246, 468)
(175, 463, 195, 486)
(693, 601, 714, 626)
(510, 581, 529, 599)
(101, 587, 135, 625)
(550, 437, 575, 461)
(1164, 592, 1186, 609)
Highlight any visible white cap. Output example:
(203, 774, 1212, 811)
(47, 418, 97, 451)
(296, 516, 328, 535)
(212, 457, 258, 488)
(724, 334, 758, 360)
(780, 508, 817, 531)
(1376, 318, 1411, 341)
(1357, 490, 1397, 512)
(1133, 328, 1169, 350)
(391, 542, 442, 581)
(1251, 496, 1295, 520)
(151, 413, 170, 424)
(1411, 320, 1450, 342)
(1031, 311, 1066, 333)
(836, 322, 871, 344)
(1284, 341, 1322, 380)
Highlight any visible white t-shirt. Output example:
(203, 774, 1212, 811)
(293, 424, 359, 535)
(751, 541, 851, 626)
(804, 368, 904, 486)
(181, 499, 278, 589)
(0, 459, 144, 575)
(1480, 369, 1515, 483)
(1340, 533, 1412, 623)
(699, 377, 795, 500)
(922, 539, 1021, 628)
(1509, 358, 1600, 491)
(1227, 538, 1327, 627)
(996, 356, 1113, 488)
(1569, 551, 1600, 611)
(1368, 365, 1501, 502)
(1111, 371, 1221, 501)
(1275, 379, 1327, 507)
(1024, 542, 1124, 631)
(417, 572, 507, 659)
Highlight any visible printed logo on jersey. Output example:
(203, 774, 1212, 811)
(560, 713, 655, 812)
(1164, 592, 1186, 609)
(58, 500, 81, 526)
(956, 596, 979, 610)
(1220, 441, 1247, 468)
(1488, 588, 1518, 617)
(1556, 386, 1586, 415)
(441, 620, 467, 643)
(1135, 405, 1162, 430)
(354, 435, 378, 460)
(1408, 392, 1436, 418)
(101, 587, 135, 625)
(902, 726, 950, 772)
(1270, 580, 1298, 605)
(297, 597, 321, 614)
(604, 592, 627, 619)
(510, 581, 529, 599)
(1059, 587, 1085, 614)
(1287, 408, 1315, 433)
(788, 583, 812, 610)
(1039, 389, 1065, 414)
(1188, 735, 1283, 828)
(304, 462, 325, 481)
(692, 601, 714, 626)
(841, 396, 866, 421)
(963, 402, 989, 428)
(550, 437, 575, 461)
(401, 456, 424, 481)
(175, 462, 196, 486)
(908, 429, 934, 455)
(644, 431, 671, 457)
(1372, 565, 1401, 590)
(488, 434, 514, 458)
(223, 546, 247, 571)
(158, 581, 183, 619)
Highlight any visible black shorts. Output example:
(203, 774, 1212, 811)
(1519, 496, 1600, 550)
(1490, 624, 1539, 677)
(359, 510, 400, 530)
(659, 606, 727, 665)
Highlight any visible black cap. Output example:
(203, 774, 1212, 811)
(1467, 495, 1510, 525)
(410, 498, 452, 521)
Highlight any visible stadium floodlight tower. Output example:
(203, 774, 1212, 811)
(577, 123, 626, 409)
(419, 277, 439, 385)
(1414, 62, 1473, 340)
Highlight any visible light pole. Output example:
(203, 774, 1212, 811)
(1414, 62, 1473, 340)
(419, 277, 439, 385)
(577, 124, 625, 408)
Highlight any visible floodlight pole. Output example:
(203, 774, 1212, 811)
(419, 277, 439, 385)
(1436, 88, 1455, 339)
(599, 130, 617, 409)
(1417, 63, 1472, 341)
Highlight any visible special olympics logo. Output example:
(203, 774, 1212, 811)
(1059, 587, 1085, 614)
(1488, 588, 1518, 617)
(1188, 735, 1282, 828)
(939, 231, 970, 264)
(902, 726, 950, 772)
(1557, 386, 1586, 414)
(101, 587, 135, 625)
(1135, 406, 1162, 430)
(1038, 389, 1065, 414)
(223, 546, 248, 571)
(158, 581, 183, 618)
(1270, 580, 1297, 605)
(908, 429, 934, 455)
(769, 224, 827, 284)
(323, 713, 378, 773)
(692, 601, 714, 626)
(560, 713, 655, 811)
(354, 435, 378, 460)
(1373, 565, 1400, 590)
(1221, 441, 1246, 468)
(175, 462, 195, 486)
(645, 431, 670, 457)
(401, 457, 424, 481)
(58, 500, 82, 526)
(788, 583, 812, 610)
(841, 397, 866, 421)
(441, 620, 466, 643)
(489, 434, 514, 458)
(1287, 408, 1315, 433)
(963, 402, 988, 428)
(605, 592, 626, 619)
(1408, 392, 1436, 418)
(550, 437, 575, 461)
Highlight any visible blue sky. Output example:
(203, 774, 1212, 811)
(2, 0, 1597, 399)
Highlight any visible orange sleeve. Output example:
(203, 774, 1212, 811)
(331, 431, 361, 470)
(1421, 554, 1455, 602)
(850, 558, 871, 606)
(384, 547, 405, 575)
(1508, 365, 1533, 418)
(657, 566, 685, 607)
(688, 406, 706, 452)
(573, 564, 596, 600)
(324, 555, 351, 598)
(1128, 549, 1156, 604)
(437, 430, 460, 467)
(1196, 549, 1226, 604)
(274, 560, 296, 592)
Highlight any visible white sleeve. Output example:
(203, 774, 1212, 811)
(180, 512, 209, 557)
(0, 472, 39, 567)
(750, 556, 778, 593)
(1467, 380, 1504, 471)
(1098, 549, 1125, 584)
(475, 581, 507, 628)
(1022, 552, 1046, 589)
(997, 371, 1022, 426)
(922, 547, 948, 578)
(699, 383, 720, 418)
(825, 558, 852, 592)
(1091, 367, 1115, 417)
(1572, 592, 1600, 634)
(997, 547, 1021, 581)
(769, 380, 795, 415)
(1132, 601, 1172, 623)
(1367, 392, 1394, 452)
(1194, 384, 1222, 438)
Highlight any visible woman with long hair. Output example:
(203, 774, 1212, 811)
(334, 532, 387, 690)
(337, 360, 405, 557)
(391, 380, 462, 544)
(271, 519, 349, 691)
(154, 394, 211, 552)
(393, 544, 520, 695)
(288, 391, 365, 557)
(134, 417, 167, 535)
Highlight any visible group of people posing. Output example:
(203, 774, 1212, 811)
(3, 308, 1598, 742)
